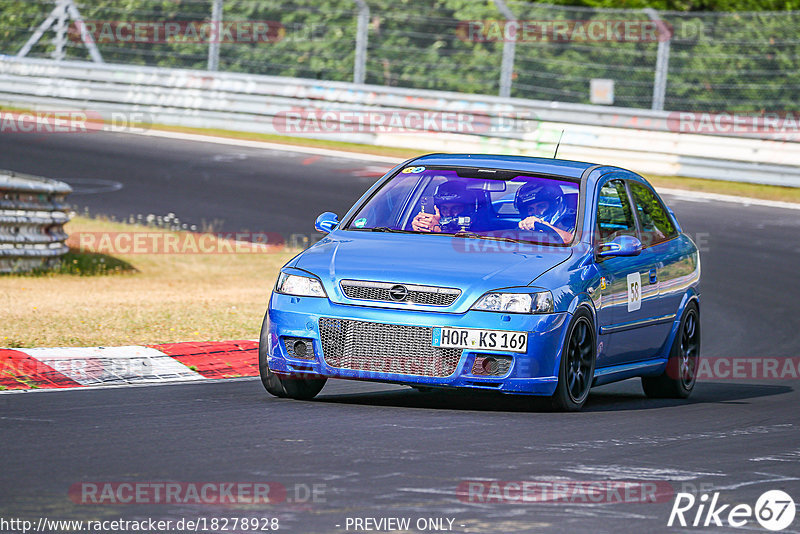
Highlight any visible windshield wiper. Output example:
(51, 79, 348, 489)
(452, 231, 522, 243)
(367, 228, 525, 243)
(370, 227, 412, 233)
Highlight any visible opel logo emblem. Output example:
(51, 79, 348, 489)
(389, 284, 409, 302)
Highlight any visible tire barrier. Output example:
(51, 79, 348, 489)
(0, 170, 71, 273)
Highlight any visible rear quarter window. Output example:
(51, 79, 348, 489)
(629, 182, 677, 246)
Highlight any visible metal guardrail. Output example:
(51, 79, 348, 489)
(0, 170, 72, 273)
(7, 1, 800, 113)
(0, 56, 798, 187)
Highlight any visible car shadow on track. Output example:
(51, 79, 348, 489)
(582, 381, 792, 412)
(308, 379, 792, 413)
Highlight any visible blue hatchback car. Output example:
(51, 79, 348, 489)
(260, 154, 700, 410)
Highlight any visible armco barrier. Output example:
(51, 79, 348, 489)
(0, 171, 71, 273)
(0, 56, 798, 187)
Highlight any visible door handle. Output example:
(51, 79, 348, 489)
(649, 269, 657, 284)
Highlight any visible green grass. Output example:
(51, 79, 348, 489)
(56, 251, 137, 276)
(16, 251, 138, 277)
(0, 216, 297, 347)
(645, 174, 800, 203)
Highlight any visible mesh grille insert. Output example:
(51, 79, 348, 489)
(319, 318, 461, 377)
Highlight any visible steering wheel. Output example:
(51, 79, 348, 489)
(525, 220, 562, 242)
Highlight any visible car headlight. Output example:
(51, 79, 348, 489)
(276, 272, 326, 297)
(471, 291, 553, 314)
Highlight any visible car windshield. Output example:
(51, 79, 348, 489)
(345, 166, 580, 246)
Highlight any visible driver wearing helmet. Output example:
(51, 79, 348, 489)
(411, 181, 478, 233)
(515, 181, 574, 243)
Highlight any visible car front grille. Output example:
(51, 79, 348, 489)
(318, 318, 461, 377)
(340, 280, 460, 306)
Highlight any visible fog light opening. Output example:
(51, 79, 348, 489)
(471, 354, 512, 376)
(482, 356, 499, 375)
(293, 340, 308, 358)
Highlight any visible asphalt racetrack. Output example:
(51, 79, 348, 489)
(1, 130, 799, 533)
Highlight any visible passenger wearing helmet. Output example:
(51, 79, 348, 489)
(515, 181, 574, 243)
(411, 181, 478, 233)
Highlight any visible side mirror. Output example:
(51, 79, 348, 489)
(597, 235, 642, 258)
(314, 212, 339, 234)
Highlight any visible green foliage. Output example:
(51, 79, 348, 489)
(1, 0, 798, 110)
(628, 181, 676, 245)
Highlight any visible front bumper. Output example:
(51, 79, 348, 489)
(267, 292, 571, 396)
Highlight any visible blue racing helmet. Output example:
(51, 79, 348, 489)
(433, 181, 476, 232)
(514, 181, 566, 226)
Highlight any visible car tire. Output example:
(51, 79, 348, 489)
(258, 312, 327, 400)
(642, 302, 700, 399)
(551, 308, 596, 412)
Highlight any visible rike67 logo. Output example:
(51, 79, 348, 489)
(668, 489, 795, 531)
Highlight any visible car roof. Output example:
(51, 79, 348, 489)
(410, 154, 597, 180)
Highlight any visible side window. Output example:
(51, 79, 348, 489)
(629, 182, 677, 246)
(596, 179, 637, 243)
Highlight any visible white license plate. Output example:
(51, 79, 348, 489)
(432, 327, 528, 353)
